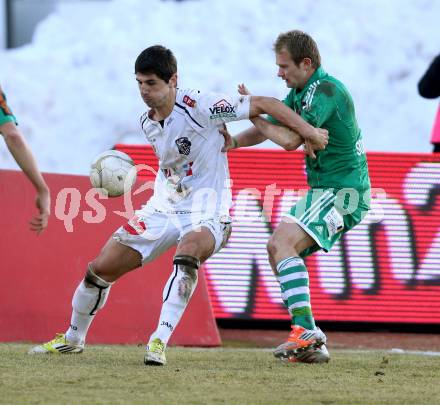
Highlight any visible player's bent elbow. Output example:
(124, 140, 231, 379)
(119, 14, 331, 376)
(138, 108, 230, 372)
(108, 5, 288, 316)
(279, 138, 302, 151)
(266, 235, 279, 259)
(281, 141, 298, 151)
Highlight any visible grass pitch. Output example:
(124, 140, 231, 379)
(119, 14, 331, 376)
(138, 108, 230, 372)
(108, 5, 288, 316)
(1, 344, 440, 404)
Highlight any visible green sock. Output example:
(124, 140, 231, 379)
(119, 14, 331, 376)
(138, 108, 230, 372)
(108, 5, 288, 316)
(276, 257, 316, 330)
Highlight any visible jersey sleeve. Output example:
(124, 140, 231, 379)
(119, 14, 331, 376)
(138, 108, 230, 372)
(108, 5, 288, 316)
(192, 92, 251, 127)
(301, 81, 336, 127)
(0, 88, 17, 126)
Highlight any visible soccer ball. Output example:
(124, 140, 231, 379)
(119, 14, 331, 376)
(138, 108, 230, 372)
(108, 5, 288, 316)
(90, 150, 137, 197)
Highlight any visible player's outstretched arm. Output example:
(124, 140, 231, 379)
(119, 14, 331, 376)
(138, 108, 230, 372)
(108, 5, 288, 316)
(0, 121, 50, 233)
(232, 84, 302, 151)
(249, 96, 328, 152)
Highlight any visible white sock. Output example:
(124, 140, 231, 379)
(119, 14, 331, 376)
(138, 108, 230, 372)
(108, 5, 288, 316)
(149, 259, 198, 345)
(65, 268, 112, 345)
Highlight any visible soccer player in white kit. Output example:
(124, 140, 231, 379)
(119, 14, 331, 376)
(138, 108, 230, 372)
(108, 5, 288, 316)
(29, 45, 328, 365)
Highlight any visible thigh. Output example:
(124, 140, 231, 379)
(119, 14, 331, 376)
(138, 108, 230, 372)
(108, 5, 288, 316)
(91, 237, 142, 282)
(177, 215, 232, 263)
(286, 188, 344, 255)
(271, 219, 316, 256)
(176, 227, 216, 264)
(113, 210, 180, 264)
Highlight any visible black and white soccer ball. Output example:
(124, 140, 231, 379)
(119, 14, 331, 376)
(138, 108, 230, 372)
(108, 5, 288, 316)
(90, 150, 137, 197)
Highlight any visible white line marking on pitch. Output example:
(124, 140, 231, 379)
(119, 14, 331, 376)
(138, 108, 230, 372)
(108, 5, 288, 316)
(328, 349, 440, 357)
(184, 348, 440, 356)
(389, 348, 440, 356)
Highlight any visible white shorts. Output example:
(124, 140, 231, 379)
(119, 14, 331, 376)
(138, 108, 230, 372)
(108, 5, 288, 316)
(112, 206, 232, 264)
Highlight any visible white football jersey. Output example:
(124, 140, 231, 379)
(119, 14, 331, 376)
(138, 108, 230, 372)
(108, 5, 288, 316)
(140, 88, 251, 216)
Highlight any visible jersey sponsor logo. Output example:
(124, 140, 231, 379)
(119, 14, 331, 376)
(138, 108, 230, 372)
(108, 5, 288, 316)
(209, 99, 236, 119)
(183, 95, 196, 108)
(175, 137, 192, 155)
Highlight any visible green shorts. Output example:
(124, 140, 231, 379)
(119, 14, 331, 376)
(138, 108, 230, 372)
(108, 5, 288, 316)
(285, 188, 370, 257)
(0, 89, 16, 126)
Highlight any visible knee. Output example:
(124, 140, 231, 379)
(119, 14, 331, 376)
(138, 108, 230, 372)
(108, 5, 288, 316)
(89, 259, 102, 277)
(82, 263, 113, 290)
(176, 240, 199, 258)
(89, 259, 114, 283)
(173, 255, 199, 281)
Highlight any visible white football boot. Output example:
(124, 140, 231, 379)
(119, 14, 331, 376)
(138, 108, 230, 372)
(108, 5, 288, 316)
(288, 344, 330, 364)
(144, 338, 166, 366)
(28, 333, 84, 354)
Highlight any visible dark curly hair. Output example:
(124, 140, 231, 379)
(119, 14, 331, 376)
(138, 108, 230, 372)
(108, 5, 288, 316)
(134, 45, 177, 83)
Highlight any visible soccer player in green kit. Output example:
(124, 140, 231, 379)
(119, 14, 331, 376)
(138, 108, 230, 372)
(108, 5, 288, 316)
(222, 30, 370, 363)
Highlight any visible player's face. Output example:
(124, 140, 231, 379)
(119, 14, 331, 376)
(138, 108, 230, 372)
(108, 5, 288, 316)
(276, 49, 310, 90)
(136, 72, 177, 109)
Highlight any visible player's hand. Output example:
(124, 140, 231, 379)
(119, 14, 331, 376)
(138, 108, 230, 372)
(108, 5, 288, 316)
(30, 189, 50, 234)
(238, 83, 251, 96)
(304, 128, 328, 159)
(220, 125, 237, 152)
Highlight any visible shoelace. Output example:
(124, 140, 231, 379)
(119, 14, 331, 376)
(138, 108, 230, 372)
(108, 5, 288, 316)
(50, 333, 65, 344)
(150, 341, 164, 353)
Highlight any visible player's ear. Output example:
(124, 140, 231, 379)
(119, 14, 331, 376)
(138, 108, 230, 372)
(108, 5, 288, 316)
(301, 58, 313, 70)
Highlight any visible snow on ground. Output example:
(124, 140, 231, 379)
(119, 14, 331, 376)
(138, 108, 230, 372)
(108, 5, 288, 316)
(1, 0, 439, 174)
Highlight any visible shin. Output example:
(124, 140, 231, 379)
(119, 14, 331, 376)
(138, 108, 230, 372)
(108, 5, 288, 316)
(66, 265, 113, 344)
(149, 255, 199, 345)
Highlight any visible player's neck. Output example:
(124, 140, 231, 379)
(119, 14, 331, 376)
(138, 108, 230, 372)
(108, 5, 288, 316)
(299, 69, 316, 90)
(150, 89, 176, 121)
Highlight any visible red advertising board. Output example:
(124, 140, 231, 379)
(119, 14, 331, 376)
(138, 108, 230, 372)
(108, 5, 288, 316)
(0, 170, 220, 345)
(117, 145, 440, 324)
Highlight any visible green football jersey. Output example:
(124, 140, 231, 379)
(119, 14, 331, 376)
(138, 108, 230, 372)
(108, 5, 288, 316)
(270, 67, 370, 194)
(0, 87, 17, 126)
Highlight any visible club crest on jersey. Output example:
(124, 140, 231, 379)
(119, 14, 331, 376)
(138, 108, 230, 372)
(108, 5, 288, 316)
(183, 95, 196, 108)
(175, 137, 192, 155)
(209, 99, 236, 119)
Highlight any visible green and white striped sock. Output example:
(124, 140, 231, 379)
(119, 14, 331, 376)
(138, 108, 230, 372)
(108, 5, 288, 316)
(276, 256, 316, 330)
